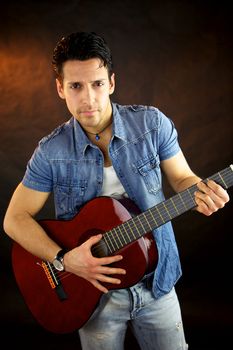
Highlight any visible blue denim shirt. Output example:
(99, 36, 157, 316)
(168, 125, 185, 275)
(23, 102, 182, 298)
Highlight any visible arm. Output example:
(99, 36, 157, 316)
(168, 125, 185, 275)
(4, 183, 126, 293)
(4, 183, 57, 261)
(161, 150, 229, 215)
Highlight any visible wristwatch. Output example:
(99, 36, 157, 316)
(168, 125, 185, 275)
(52, 249, 67, 271)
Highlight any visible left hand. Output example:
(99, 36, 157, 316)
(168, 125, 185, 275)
(194, 180, 230, 216)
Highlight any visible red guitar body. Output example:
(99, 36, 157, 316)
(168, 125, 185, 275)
(12, 197, 158, 334)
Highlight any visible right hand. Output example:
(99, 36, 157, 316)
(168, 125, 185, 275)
(63, 234, 126, 293)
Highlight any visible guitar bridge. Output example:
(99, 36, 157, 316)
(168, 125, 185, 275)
(41, 261, 68, 301)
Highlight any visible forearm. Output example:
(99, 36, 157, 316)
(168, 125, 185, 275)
(161, 151, 202, 193)
(174, 174, 202, 193)
(3, 212, 61, 262)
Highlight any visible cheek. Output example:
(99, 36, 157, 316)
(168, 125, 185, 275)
(64, 97, 77, 114)
(99, 90, 111, 103)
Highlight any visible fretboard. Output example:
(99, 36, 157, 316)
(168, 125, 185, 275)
(103, 165, 233, 254)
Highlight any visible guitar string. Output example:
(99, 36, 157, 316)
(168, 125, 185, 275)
(49, 169, 233, 283)
(49, 193, 186, 284)
(92, 196, 232, 255)
(49, 168, 233, 281)
(91, 168, 233, 255)
(49, 169, 233, 268)
(92, 200, 191, 255)
(91, 190, 214, 256)
(51, 268, 74, 281)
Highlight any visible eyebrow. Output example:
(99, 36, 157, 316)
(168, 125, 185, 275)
(68, 78, 108, 84)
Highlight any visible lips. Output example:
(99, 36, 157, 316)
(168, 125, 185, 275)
(80, 109, 97, 114)
(81, 111, 97, 117)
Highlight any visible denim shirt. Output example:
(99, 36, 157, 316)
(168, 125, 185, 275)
(23, 102, 182, 298)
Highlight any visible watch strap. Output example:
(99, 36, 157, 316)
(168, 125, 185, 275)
(55, 248, 67, 261)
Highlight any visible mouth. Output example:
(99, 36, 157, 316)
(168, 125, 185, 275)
(80, 110, 98, 116)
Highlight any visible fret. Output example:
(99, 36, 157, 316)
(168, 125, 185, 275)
(165, 197, 180, 218)
(186, 186, 197, 207)
(156, 202, 170, 222)
(218, 172, 227, 187)
(162, 202, 172, 220)
(146, 209, 159, 228)
(108, 227, 125, 251)
(155, 204, 165, 224)
(139, 213, 153, 233)
(103, 233, 115, 253)
(145, 207, 161, 231)
(110, 230, 120, 250)
(182, 188, 196, 209)
(113, 228, 124, 250)
(120, 223, 132, 244)
(133, 214, 152, 238)
(178, 192, 188, 211)
(143, 212, 153, 231)
(124, 220, 137, 241)
(170, 197, 179, 215)
(130, 216, 143, 239)
(148, 207, 163, 229)
(209, 166, 233, 188)
(115, 226, 128, 246)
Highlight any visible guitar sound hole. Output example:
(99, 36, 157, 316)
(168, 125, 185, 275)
(91, 239, 109, 258)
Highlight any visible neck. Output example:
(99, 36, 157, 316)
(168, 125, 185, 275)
(86, 118, 113, 141)
(85, 101, 113, 141)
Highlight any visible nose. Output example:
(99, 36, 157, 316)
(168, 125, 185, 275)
(82, 86, 95, 106)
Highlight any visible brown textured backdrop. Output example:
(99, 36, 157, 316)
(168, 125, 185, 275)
(0, 1, 233, 349)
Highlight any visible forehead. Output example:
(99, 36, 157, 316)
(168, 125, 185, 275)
(62, 58, 108, 82)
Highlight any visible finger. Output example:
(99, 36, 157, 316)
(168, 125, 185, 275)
(197, 180, 228, 202)
(196, 182, 228, 209)
(91, 279, 109, 294)
(97, 266, 126, 275)
(197, 181, 213, 196)
(90, 276, 122, 293)
(85, 234, 103, 248)
(195, 190, 217, 212)
(97, 254, 124, 266)
(94, 274, 122, 285)
(207, 180, 230, 202)
(195, 197, 212, 216)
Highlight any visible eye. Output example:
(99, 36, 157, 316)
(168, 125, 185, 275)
(94, 81, 104, 87)
(70, 82, 81, 89)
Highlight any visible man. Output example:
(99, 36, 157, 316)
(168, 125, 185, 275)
(4, 32, 229, 350)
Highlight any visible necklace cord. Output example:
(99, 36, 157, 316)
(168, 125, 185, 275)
(86, 120, 113, 140)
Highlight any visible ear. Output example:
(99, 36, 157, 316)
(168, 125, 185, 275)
(109, 73, 115, 95)
(56, 78, 65, 99)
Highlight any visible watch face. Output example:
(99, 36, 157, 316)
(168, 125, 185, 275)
(53, 259, 64, 271)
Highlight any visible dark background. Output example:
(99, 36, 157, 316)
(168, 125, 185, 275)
(0, 0, 232, 349)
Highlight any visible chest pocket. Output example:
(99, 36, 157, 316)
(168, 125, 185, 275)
(134, 154, 161, 195)
(54, 180, 87, 218)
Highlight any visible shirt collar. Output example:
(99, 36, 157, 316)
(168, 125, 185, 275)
(111, 102, 128, 142)
(72, 101, 127, 155)
(73, 117, 93, 155)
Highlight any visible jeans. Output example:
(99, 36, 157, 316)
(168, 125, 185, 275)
(79, 280, 188, 350)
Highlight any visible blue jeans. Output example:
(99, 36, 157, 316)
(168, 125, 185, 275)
(79, 280, 188, 350)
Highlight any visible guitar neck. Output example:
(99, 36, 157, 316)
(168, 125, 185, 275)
(102, 165, 233, 254)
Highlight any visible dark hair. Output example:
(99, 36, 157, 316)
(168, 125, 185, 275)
(52, 32, 113, 80)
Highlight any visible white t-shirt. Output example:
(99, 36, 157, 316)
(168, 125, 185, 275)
(99, 166, 128, 199)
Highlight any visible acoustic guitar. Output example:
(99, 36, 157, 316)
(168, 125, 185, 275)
(12, 165, 233, 334)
